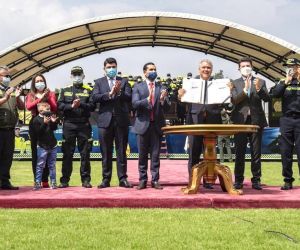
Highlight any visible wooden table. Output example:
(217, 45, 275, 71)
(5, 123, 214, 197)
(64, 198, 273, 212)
(162, 124, 259, 195)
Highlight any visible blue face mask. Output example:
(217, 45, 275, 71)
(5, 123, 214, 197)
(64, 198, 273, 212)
(147, 71, 157, 81)
(35, 82, 46, 91)
(106, 68, 117, 79)
(2, 76, 11, 87)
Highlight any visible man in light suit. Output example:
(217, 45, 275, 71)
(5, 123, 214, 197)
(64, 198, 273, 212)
(92, 57, 132, 188)
(231, 57, 271, 190)
(132, 62, 170, 190)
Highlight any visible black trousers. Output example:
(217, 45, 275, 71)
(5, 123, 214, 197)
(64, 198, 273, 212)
(60, 122, 92, 183)
(279, 116, 300, 183)
(137, 123, 161, 182)
(234, 116, 263, 184)
(188, 135, 203, 177)
(29, 118, 49, 182)
(99, 117, 128, 182)
(0, 128, 14, 185)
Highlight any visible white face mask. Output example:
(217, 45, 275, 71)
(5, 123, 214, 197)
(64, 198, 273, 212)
(240, 66, 252, 77)
(1, 76, 11, 87)
(35, 81, 46, 91)
(72, 75, 83, 85)
(286, 67, 294, 76)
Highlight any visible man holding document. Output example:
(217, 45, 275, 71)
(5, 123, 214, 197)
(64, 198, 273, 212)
(178, 59, 230, 188)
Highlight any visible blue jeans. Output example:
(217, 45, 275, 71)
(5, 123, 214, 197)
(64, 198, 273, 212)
(36, 146, 57, 183)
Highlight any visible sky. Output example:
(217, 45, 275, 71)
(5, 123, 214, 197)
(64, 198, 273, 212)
(0, 0, 299, 89)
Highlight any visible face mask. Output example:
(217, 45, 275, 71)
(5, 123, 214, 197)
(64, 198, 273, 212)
(147, 71, 157, 81)
(240, 66, 252, 77)
(35, 81, 46, 91)
(72, 75, 83, 85)
(106, 68, 117, 79)
(286, 67, 295, 76)
(1, 76, 11, 87)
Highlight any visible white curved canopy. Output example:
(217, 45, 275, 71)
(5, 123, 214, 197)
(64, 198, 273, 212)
(1, 11, 300, 86)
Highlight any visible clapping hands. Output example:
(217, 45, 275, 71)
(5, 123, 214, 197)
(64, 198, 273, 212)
(160, 89, 168, 101)
(72, 97, 81, 109)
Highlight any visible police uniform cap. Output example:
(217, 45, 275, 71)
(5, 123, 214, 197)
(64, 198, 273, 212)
(283, 58, 300, 66)
(71, 66, 83, 74)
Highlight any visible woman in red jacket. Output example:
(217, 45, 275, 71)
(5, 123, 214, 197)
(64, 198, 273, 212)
(26, 74, 57, 187)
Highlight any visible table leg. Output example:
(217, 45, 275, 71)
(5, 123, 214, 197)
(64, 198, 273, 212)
(182, 162, 207, 194)
(214, 163, 243, 195)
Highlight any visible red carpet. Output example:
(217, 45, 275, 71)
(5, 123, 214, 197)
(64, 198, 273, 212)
(0, 160, 299, 208)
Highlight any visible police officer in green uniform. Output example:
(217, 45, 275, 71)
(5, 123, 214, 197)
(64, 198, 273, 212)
(271, 58, 300, 190)
(0, 65, 24, 190)
(58, 66, 95, 188)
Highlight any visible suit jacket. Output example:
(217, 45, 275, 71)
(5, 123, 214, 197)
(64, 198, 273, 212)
(92, 76, 131, 128)
(131, 81, 170, 135)
(231, 76, 270, 127)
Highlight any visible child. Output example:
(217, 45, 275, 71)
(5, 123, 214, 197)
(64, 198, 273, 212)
(32, 102, 58, 190)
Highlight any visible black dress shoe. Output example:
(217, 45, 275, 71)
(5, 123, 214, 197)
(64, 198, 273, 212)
(97, 181, 110, 189)
(136, 181, 147, 190)
(58, 182, 69, 188)
(82, 181, 92, 188)
(234, 183, 243, 190)
(151, 181, 163, 190)
(252, 182, 262, 190)
(1, 183, 19, 190)
(281, 182, 293, 190)
(119, 180, 133, 188)
(203, 183, 214, 189)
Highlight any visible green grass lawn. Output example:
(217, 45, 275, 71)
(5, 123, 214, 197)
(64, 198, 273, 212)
(1, 161, 300, 250)
(0, 208, 299, 249)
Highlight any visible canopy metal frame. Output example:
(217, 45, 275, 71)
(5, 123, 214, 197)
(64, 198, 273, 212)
(0, 12, 299, 86)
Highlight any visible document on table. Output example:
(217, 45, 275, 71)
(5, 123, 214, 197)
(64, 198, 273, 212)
(181, 78, 231, 104)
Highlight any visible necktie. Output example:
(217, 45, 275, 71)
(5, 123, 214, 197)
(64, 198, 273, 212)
(203, 80, 208, 118)
(246, 79, 251, 97)
(149, 82, 155, 121)
(203, 80, 208, 104)
(109, 79, 114, 90)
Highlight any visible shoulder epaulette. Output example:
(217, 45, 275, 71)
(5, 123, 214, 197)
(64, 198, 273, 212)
(82, 84, 93, 91)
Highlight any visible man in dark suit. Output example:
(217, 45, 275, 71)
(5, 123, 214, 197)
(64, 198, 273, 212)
(231, 57, 271, 190)
(132, 62, 170, 190)
(92, 57, 132, 188)
(178, 59, 222, 189)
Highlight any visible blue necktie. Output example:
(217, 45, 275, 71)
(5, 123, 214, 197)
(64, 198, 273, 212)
(246, 79, 251, 97)
(109, 79, 114, 90)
